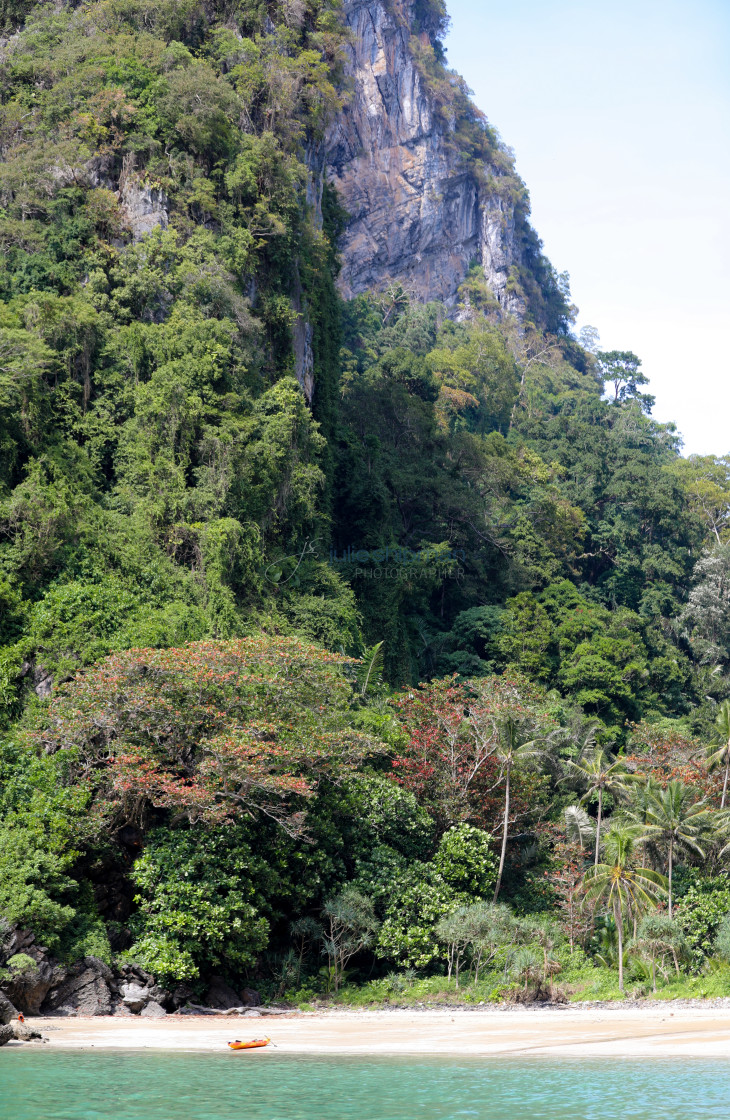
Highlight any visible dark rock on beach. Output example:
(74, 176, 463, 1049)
(205, 976, 245, 1010)
(203, 978, 262, 1011)
(0, 991, 19, 1025)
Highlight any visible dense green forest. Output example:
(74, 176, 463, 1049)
(2, 0, 730, 1010)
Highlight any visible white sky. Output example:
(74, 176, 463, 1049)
(444, 0, 730, 456)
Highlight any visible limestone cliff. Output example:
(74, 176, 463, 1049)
(325, 0, 525, 314)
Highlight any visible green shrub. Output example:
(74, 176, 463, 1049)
(676, 880, 730, 969)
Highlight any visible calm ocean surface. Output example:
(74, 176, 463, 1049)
(1, 1051, 729, 1119)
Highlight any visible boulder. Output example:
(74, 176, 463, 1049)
(170, 983, 195, 1010)
(42, 957, 113, 1017)
(204, 976, 243, 1011)
(11, 1021, 44, 1041)
(139, 1001, 166, 1019)
(0, 1024, 13, 1047)
(147, 985, 171, 1008)
(120, 982, 149, 1013)
(0, 992, 18, 1025)
(241, 987, 261, 1007)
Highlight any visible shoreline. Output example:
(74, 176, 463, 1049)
(6, 1005, 730, 1058)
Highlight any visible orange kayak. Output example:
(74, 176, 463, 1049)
(228, 1038, 270, 1050)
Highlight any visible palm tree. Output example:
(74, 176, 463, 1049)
(566, 748, 633, 866)
(642, 781, 713, 918)
(491, 714, 556, 902)
(508, 945, 543, 996)
(583, 824, 667, 991)
(707, 700, 730, 809)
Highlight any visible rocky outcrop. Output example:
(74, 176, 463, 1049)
(42, 957, 113, 1017)
(0, 991, 18, 1025)
(119, 172, 169, 241)
(114, 964, 169, 1015)
(0, 1024, 12, 1047)
(325, 0, 524, 313)
(1, 926, 266, 1022)
(2, 955, 65, 1016)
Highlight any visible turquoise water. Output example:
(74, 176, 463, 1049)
(1, 1051, 730, 1119)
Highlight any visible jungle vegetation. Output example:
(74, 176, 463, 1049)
(2, 0, 730, 1006)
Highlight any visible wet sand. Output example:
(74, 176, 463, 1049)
(20, 1006, 730, 1058)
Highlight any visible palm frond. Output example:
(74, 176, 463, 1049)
(564, 804, 595, 847)
(358, 641, 385, 697)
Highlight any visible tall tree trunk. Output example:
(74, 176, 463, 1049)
(569, 889, 574, 953)
(722, 755, 729, 811)
(494, 766, 511, 903)
(595, 787, 603, 866)
(617, 898, 624, 992)
(668, 836, 674, 919)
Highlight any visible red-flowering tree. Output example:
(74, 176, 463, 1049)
(390, 674, 550, 836)
(626, 722, 721, 799)
(39, 637, 379, 836)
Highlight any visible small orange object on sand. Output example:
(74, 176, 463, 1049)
(228, 1037, 270, 1050)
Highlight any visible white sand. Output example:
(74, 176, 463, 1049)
(19, 1006, 730, 1058)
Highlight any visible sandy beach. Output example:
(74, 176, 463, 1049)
(15, 1006, 730, 1059)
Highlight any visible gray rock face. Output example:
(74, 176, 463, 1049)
(42, 957, 113, 1017)
(0, 1024, 13, 1047)
(0, 992, 18, 1025)
(325, 0, 524, 313)
(120, 173, 169, 241)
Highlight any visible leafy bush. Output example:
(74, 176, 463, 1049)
(676, 880, 730, 969)
(127, 825, 271, 986)
(714, 914, 730, 963)
(0, 822, 77, 951)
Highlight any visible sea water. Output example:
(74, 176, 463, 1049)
(1, 1051, 729, 1119)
